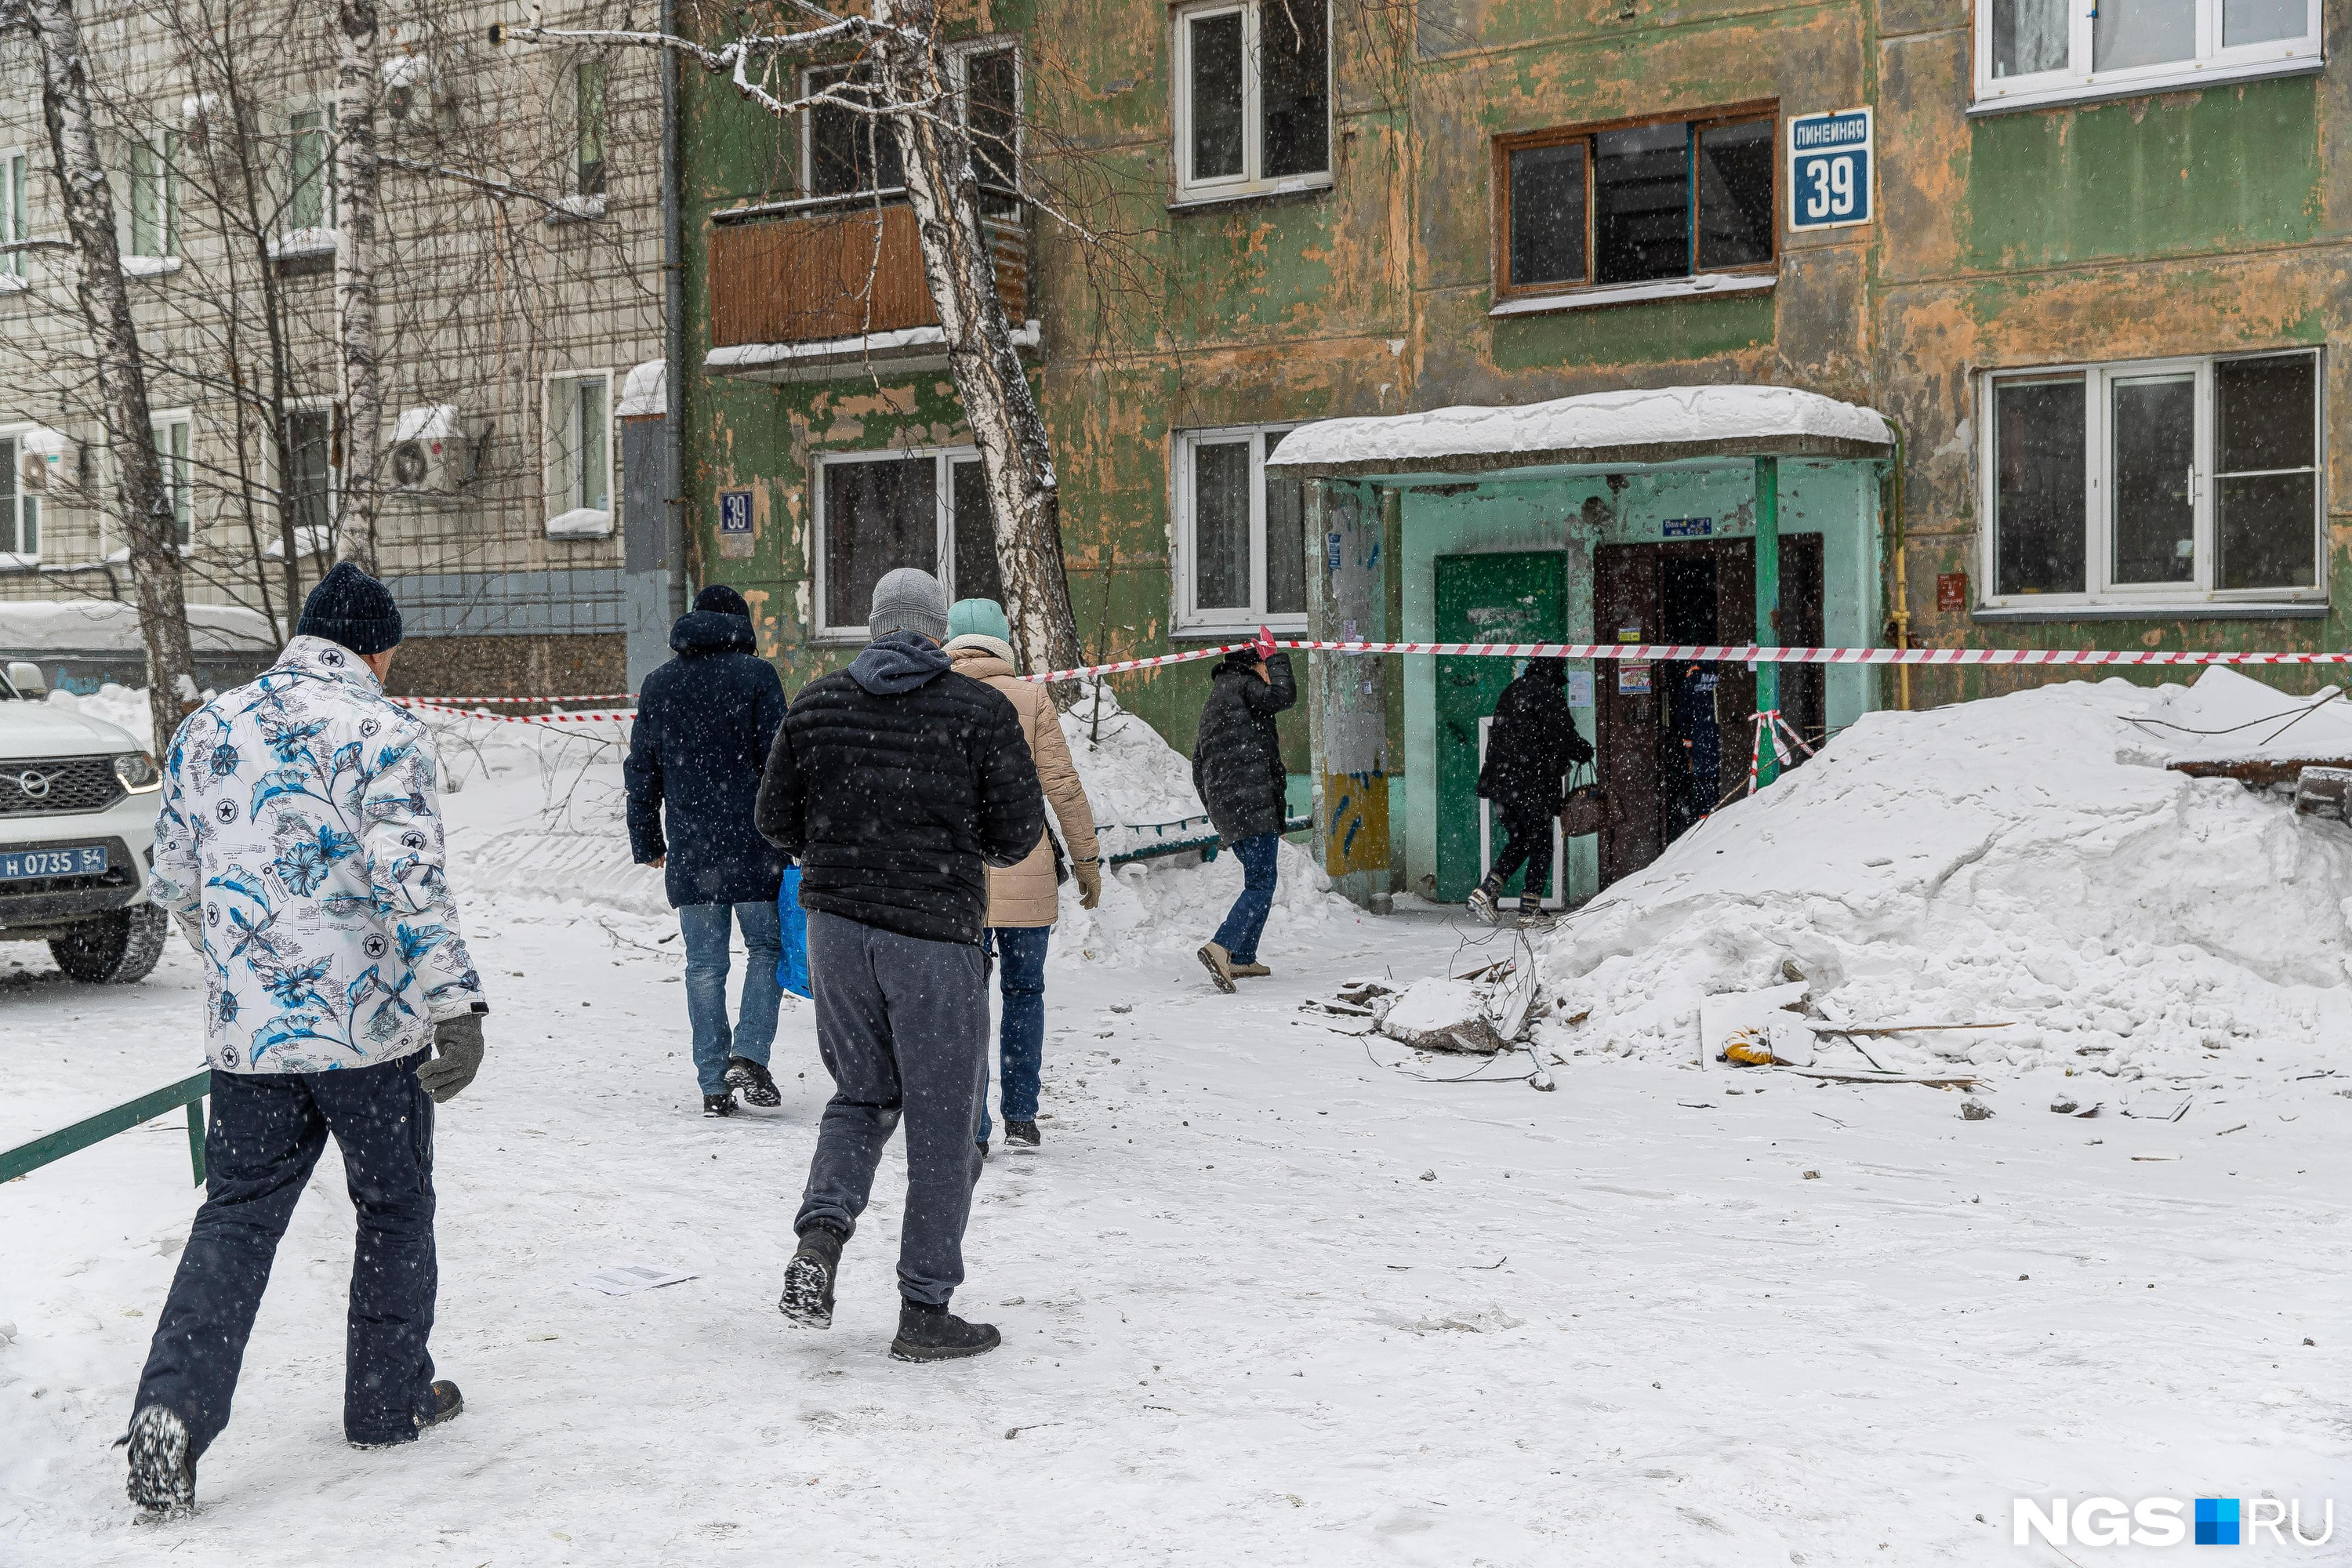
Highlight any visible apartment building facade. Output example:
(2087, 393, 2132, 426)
(673, 0, 2347, 905)
(0, 0, 667, 696)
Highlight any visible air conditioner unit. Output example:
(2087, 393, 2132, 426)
(382, 55, 437, 125)
(388, 405, 482, 494)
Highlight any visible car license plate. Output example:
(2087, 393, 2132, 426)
(0, 844, 108, 880)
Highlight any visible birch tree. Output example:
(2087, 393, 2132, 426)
(2, 0, 198, 757)
(332, 0, 382, 570)
(496, 2, 1087, 694)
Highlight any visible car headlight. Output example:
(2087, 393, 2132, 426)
(114, 751, 161, 793)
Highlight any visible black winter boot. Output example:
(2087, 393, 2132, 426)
(702, 1091, 737, 1118)
(724, 1057, 781, 1108)
(889, 1298, 1000, 1363)
(122, 1405, 195, 1519)
(779, 1225, 844, 1328)
(1004, 1120, 1041, 1148)
(419, 1380, 464, 1432)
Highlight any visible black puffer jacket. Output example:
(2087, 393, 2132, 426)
(1476, 659, 1593, 812)
(1192, 651, 1295, 845)
(753, 632, 1044, 947)
(624, 608, 791, 908)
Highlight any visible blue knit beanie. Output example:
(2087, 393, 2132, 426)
(295, 561, 402, 655)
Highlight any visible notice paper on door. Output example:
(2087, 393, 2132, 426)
(577, 1263, 699, 1297)
(1617, 661, 1653, 695)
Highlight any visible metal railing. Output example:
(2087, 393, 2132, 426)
(0, 1069, 209, 1188)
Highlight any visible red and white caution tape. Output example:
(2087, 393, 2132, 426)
(396, 699, 635, 728)
(1025, 639, 2352, 683)
(391, 691, 635, 705)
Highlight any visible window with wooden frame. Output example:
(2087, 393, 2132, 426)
(1492, 108, 1777, 310)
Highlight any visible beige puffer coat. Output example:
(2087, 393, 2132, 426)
(947, 642, 1100, 927)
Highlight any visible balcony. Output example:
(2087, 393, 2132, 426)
(705, 191, 1038, 383)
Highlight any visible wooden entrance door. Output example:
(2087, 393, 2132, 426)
(1592, 535, 1822, 887)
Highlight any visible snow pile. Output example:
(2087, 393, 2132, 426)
(1047, 683, 1348, 967)
(0, 598, 275, 654)
(1541, 670, 2352, 1083)
(43, 682, 154, 737)
(1265, 383, 1893, 475)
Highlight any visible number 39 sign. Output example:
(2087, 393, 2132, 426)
(1788, 107, 1873, 231)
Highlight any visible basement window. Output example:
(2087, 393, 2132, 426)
(1172, 0, 1330, 202)
(1981, 350, 2323, 612)
(815, 448, 1001, 641)
(1173, 426, 1307, 635)
(1493, 111, 1775, 309)
(1976, 0, 2321, 111)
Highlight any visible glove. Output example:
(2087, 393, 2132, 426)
(1254, 626, 1277, 662)
(1074, 858, 1102, 909)
(416, 1013, 485, 1104)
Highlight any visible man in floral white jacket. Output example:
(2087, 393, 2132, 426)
(123, 563, 488, 1518)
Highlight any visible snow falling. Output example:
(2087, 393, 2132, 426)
(3, 674, 2347, 1565)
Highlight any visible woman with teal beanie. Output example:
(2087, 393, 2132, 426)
(942, 598, 1101, 1153)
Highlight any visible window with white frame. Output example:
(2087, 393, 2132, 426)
(128, 133, 179, 259)
(285, 107, 334, 236)
(574, 60, 608, 197)
(1976, 0, 2320, 111)
(2, 150, 28, 280)
(1174, 426, 1307, 633)
(284, 406, 334, 550)
(803, 45, 1020, 205)
(0, 433, 39, 558)
(546, 372, 612, 534)
(803, 63, 905, 198)
(154, 414, 192, 546)
(815, 448, 1003, 638)
(1982, 350, 2322, 608)
(1173, 0, 1330, 201)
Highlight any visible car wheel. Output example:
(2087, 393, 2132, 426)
(49, 902, 170, 985)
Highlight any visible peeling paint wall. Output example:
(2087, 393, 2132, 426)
(676, 0, 2350, 771)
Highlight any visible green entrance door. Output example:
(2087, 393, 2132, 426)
(1434, 551, 1570, 904)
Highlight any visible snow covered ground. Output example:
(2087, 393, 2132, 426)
(3, 681, 2349, 1566)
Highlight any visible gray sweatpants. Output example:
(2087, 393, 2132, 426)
(796, 909, 989, 1306)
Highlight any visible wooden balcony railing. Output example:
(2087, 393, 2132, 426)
(710, 194, 1030, 350)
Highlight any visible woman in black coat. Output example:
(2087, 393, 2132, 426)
(1192, 645, 1294, 989)
(1471, 657, 1592, 924)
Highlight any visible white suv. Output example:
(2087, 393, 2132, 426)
(0, 661, 168, 982)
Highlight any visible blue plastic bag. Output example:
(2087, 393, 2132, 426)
(775, 866, 811, 1000)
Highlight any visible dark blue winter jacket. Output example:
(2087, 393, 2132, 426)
(625, 609, 791, 909)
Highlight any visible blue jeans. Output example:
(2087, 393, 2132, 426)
(1210, 833, 1280, 964)
(975, 925, 1051, 1145)
(680, 900, 782, 1094)
(136, 1054, 437, 1455)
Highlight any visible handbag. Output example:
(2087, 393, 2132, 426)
(1559, 761, 1617, 839)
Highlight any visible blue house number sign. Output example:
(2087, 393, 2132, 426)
(719, 490, 753, 534)
(1788, 107, 1873, 231)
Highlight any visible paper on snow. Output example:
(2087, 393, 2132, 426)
(578, 1264, 698, 1297)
